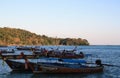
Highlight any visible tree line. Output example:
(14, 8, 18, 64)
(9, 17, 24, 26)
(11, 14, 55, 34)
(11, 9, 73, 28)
(0, 27, 89, 46)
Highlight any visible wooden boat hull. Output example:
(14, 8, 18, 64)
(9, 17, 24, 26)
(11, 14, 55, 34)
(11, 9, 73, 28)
(5, 59, 103, 74)
(0, 54, 40, 59)
(33, 65, 104, 74)
(34, 52, 84, 59)
(5, 60, 33, 72)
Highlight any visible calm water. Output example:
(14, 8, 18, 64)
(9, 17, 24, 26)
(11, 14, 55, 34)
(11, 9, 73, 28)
(0, 45, 120, 78)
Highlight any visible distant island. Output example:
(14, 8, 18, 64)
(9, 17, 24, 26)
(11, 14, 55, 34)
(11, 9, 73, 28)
(0, 27, 89, 46)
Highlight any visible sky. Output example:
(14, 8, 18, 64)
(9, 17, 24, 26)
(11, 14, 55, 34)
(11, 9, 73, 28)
(0, 0, 120, 45)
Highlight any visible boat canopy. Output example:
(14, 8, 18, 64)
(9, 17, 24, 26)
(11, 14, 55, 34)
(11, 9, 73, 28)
(61, 59, 86, 64)
(39, 57, 86, 64)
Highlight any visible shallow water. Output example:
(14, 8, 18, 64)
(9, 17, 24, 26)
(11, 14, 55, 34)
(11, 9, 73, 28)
(0, 45, 120, 78)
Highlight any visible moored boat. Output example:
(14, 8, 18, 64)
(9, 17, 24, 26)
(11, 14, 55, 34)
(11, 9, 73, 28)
(33, 49, 85, 59)
(1, 52, 104, 74)
(33, 64, 104, 74)
(3, 58, 104, 74)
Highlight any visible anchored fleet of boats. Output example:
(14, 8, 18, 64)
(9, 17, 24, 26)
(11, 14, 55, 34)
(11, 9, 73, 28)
(0, 46, 104, 74)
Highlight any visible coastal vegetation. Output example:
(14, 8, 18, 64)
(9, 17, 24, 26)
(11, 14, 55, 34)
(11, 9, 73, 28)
(0, 27, 89, 46)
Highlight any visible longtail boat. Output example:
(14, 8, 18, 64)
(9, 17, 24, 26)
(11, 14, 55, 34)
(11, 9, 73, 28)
(33, 50, 85, 59)
(0, 46, 88, 59)
(0, 50, 15, 53)
(33, 63, 103, 74)
(1, 52, 104, 74)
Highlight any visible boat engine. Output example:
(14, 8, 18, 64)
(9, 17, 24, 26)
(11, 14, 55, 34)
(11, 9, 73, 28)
(95, 59, 102, 66)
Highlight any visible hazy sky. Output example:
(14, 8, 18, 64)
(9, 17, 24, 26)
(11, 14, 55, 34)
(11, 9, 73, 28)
(0, 0, 120, 45)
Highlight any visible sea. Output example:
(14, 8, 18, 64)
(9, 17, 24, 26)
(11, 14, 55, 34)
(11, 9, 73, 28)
(0, 45, 120, 78)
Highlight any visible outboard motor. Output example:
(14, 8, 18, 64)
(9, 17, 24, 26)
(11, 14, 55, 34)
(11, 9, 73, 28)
(58, 59, 63, 62)
(96, 59, 102, 66)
